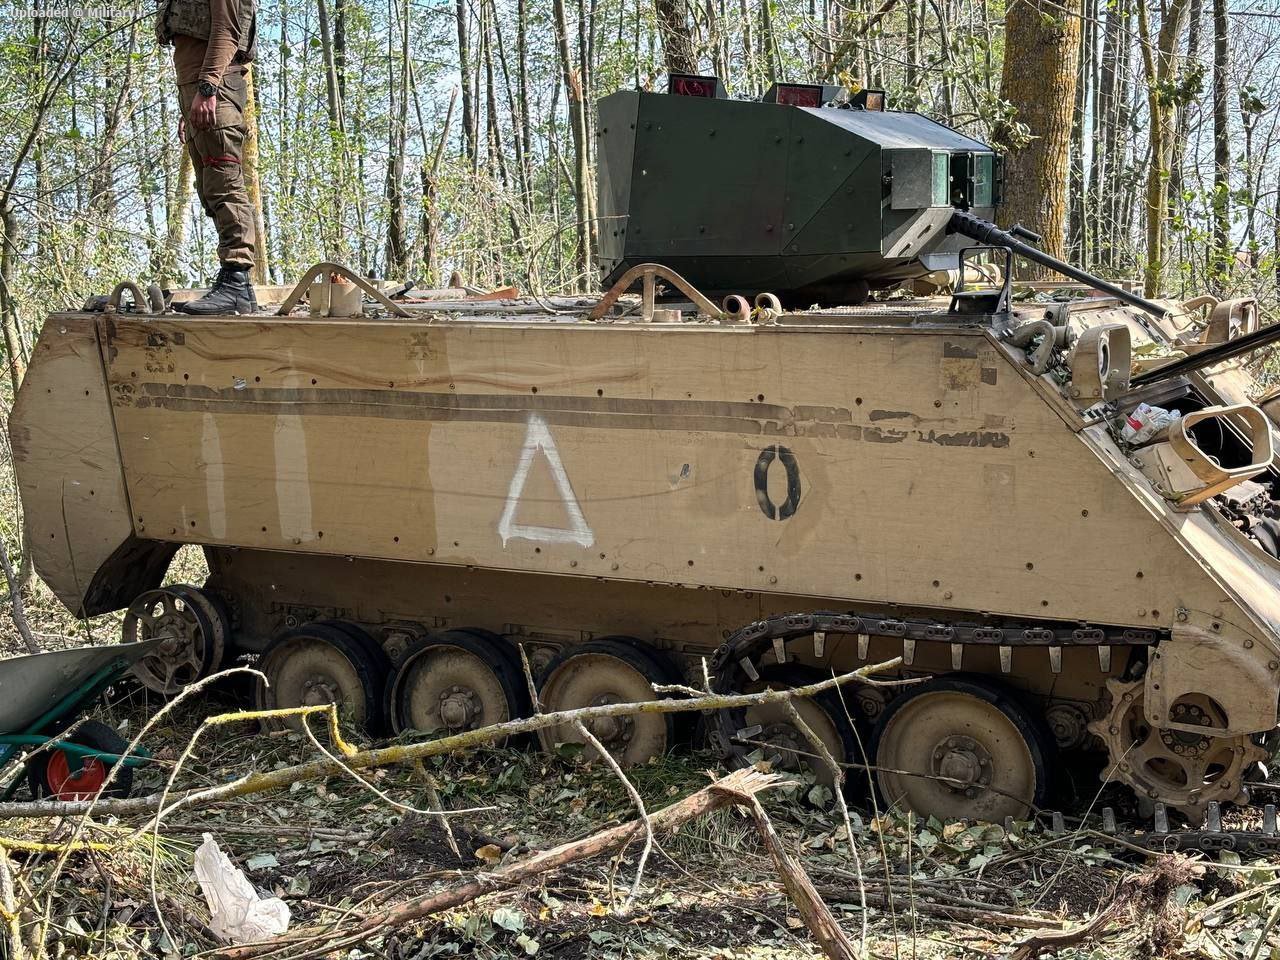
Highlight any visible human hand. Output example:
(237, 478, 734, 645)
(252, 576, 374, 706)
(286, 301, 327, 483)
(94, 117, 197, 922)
(178, 115, 186, 143)
(190, 91, 217, 131)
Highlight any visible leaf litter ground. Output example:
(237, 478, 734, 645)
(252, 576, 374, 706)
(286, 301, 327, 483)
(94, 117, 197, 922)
(6, 673, 1280, 960)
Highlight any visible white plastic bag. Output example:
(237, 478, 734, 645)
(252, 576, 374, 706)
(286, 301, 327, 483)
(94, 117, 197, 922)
(1121, 402, 1182, 445)
(194, 833, 291, 944)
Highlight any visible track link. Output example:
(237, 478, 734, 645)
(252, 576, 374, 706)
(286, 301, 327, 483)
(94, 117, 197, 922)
(707, 609, 1161, 765)
(704, 609, 1280, 823)
(1063, 801, 1280, 858)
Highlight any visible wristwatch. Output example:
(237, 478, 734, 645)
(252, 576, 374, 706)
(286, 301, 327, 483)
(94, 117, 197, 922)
(197, 80, 217, 98)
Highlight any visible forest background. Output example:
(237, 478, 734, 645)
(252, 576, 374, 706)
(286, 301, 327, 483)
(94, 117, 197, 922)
(0, 0, 1279, 568)
(3, 0, 1280, 358)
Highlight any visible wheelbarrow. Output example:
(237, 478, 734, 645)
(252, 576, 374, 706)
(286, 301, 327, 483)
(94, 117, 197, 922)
(0, 639, 164, 801)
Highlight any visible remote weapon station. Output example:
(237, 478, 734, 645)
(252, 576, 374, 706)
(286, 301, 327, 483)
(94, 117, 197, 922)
(13, 77, 1280, 825)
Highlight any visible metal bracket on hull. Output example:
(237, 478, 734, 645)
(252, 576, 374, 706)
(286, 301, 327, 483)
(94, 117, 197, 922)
(276, 262, 413, 318)
(587, 263, 729, 323)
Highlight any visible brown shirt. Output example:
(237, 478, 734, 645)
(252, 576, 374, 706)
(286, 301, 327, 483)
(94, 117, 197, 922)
(172, 0, 243, 86)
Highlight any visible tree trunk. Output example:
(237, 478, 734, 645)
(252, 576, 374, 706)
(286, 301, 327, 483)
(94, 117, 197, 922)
(90, 24, 138, 226)
(1067, 0, 1092, 263)
(1274, 161, 1280, 289)
(1211, 0, 1231, 283)
(384, 0, 409, 278)
(553, 0, 593, 287)
(163, 149, 194, 286)
(334, 0, 347, 105)
(317, 0, 345, 133)
(655, 0, 698, 74)
(421, 90, 456, 287)
(243, 66, 271, 284)
(992, 0, 1083, 276)
(516, 0, 532, 185)
(1136, 0, 1193, 296)
(456, 0, 476, 163)
(759, 0, 778, 84)
(1091, 0, 1122, 272)
(1169, 0, 1202, 277)
(481, 0, 522, 259)
(738, 0, 756, 94)
(0, 202, 25, 398)
(492, 0, 530, 212)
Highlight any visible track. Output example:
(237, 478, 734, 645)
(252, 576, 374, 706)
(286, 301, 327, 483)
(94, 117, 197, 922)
(707, 610, 1270, 825)
(1042, 800, 1280, 858)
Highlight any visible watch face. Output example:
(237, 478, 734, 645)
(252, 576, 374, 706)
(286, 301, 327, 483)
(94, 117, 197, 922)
(199, 81, 215, 96)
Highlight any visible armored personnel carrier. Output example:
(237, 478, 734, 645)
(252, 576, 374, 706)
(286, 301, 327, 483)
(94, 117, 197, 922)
(13, 78, 1280, 825)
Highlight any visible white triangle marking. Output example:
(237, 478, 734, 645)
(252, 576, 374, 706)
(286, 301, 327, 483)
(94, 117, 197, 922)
(498, 414, 595, 548)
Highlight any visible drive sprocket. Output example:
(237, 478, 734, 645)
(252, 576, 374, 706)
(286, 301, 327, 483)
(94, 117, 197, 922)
(1089, 679, 1264, 822)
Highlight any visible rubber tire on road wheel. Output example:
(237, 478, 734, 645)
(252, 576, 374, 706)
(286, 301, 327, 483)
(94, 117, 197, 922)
(536, 638, 676, 766)
(27, 720, 134, 801)
(870, 674, 1053, 823)
(256, 622, 391, 735)
(171, 585, 229, 674)
(386, 628, 528, 739)
(589, 635, 696, 744)
(740, 664, 869, 792)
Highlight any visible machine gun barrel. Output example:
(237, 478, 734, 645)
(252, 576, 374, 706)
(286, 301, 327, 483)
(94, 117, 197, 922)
(948, 210, 1169, 321)
(1129, 316, 1280, 388)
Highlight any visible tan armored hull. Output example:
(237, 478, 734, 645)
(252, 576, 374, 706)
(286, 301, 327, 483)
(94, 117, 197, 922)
(14, 298, 1280, 823)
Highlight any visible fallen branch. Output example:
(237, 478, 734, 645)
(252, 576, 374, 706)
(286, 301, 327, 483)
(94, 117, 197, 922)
(0, 846, 22, 960)
(1008, 856, 1198, 959)
(719, 778, 859, 960)
(0, 657, 902, 822)
(214, 767, 788, 960)
(816, 886, 1061, 931)
(573, 718, 653, 909)
(782, 698, 869, 954)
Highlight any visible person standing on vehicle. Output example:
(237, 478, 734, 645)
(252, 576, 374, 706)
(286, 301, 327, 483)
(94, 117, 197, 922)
(155, 0, 259, 314)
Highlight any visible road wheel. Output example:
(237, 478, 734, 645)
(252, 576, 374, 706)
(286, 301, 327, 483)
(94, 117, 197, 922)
(124, 585, 227, 695)
(740, 665, 865, 790)
(537, 638, 674, 766)
(387, 628, 527, 741)
(256, 622, 390, 734)
(27, 720, 134, 800)
(871, 675, 1052, 823)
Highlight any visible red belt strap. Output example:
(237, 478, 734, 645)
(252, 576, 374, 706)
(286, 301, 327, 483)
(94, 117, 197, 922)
(202, 155, 241, 165)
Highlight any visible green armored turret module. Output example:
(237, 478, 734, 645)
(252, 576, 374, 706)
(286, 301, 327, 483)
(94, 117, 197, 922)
(596, 78, 999, 303)
(10, 77, 1280, 830)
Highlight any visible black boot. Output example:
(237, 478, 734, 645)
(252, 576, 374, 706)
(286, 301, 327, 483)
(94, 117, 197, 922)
(178, 266, 259, 315)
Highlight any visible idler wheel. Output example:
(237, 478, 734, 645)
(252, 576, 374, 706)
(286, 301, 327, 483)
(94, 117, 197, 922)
(124, 585, 227, 695)
(256, 621, 391, 734)
(740, 665, 864, 790)
(386, 628, 528, 742)
(870, 675, 1052, 823)
(536, 638, 675, 767)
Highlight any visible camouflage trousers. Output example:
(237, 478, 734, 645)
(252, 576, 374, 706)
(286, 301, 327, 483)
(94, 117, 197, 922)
(178, 67, 256, 268)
